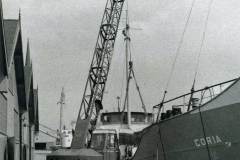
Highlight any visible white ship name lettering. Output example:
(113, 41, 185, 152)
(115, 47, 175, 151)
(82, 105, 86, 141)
(194, 135, 222, 147)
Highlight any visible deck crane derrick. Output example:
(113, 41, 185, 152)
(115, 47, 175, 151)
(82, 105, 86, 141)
(47, 0, 125, 160)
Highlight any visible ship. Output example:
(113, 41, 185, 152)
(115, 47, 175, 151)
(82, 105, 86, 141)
(93, 10, 155, 160)
(97, 111, 153, 159)
(47, 7, 153, 160)
(132, 77, 240, 160)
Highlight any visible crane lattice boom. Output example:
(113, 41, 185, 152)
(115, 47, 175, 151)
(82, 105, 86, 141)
(71, 0, 125, 149)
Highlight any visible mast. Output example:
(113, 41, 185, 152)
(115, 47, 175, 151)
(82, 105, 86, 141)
(58, 87, 65, 145)
(123, 10, 131, 127)
(122, 10, 147, 126)
(125, 10, 131, 127)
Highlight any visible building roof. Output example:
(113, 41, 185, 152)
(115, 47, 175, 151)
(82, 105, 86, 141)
(24, 40, 39, 130)
(0, 1, 7, 76)
(3, 15, 38, 127)
(3, 20, 19, 67)
(4, 18, 27, 111)
(25, 39, 33, 108)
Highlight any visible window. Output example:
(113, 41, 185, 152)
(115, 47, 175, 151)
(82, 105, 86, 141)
(90, 134, 106, 150)
(106, 134, 117, 148)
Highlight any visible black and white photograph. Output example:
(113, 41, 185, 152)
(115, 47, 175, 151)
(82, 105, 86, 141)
(1, 0, 240, 160)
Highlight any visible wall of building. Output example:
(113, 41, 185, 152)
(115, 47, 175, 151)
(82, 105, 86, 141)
(0, 15, 39, 160)
(0, 93, 7, 135)
(7, 58, 21, 160)
(0, 34, 8, 160)
(22, 112, 30, 160)
(0, 92, 7, 160)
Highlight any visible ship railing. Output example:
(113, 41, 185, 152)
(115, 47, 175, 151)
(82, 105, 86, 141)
(152, 77, 239, 121)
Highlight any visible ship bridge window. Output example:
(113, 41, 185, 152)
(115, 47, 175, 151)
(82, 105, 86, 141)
(90, 133, 106, 150)
(103, 115, 110, 122)
(104, 115, 107, 121)
(131, 115, 145, 123)
(131, 117, 135, 122)
(106, 133, 118, 149)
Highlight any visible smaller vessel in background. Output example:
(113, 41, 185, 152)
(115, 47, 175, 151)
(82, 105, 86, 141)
(61, 129, 73, 148)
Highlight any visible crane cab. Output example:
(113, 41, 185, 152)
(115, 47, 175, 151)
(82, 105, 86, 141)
(90, 129, 120, 160)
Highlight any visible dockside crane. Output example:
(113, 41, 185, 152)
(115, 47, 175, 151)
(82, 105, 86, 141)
(47, 0, 125, 159)
(71, 0, 125, 149)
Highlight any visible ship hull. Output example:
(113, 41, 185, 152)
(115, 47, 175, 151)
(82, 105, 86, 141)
(133, 79, 240, 160)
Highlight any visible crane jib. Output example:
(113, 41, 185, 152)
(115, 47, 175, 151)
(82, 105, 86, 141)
(71, 0, 125, 149)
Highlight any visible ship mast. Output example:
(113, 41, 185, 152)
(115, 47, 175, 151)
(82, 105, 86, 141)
(58, 87, 65, 145)
(124, 10, 131, 127)
(122, 10, 147, 127)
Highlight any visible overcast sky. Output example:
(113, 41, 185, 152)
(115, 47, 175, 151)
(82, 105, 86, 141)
(3, 0, 240, 130)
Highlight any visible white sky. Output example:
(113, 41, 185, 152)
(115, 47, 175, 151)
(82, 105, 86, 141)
(3, 0, 240, 130)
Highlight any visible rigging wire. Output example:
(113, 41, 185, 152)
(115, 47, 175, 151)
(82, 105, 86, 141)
(164, 0, 197, 92)
(193, 0, 214, 83)
(192, 0, 214, 159)
(39, 129, 58, 139)
(188, 0, 214, 111)
(157, 0, 197, 117)
(39, 123, 57, 133)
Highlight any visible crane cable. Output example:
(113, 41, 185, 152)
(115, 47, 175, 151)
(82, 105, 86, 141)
(157, 0, 197, 118)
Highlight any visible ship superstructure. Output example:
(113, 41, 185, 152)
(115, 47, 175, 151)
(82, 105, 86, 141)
(97, 111, 153, 159)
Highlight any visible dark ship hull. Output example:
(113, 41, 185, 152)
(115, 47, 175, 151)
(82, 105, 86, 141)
(133, 78, 240, 160)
